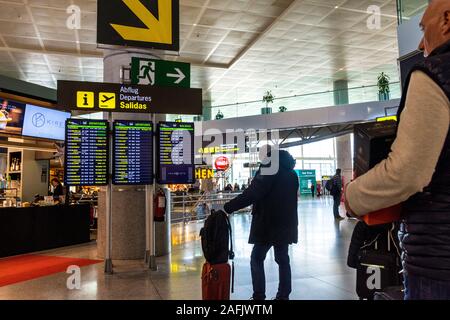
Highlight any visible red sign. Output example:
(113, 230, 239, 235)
(214, 156, 230, 171)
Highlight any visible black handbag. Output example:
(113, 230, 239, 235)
(356, 224, 402, 300)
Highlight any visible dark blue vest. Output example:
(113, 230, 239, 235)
(398, 40, 450, 280)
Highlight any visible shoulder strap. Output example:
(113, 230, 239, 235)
(224, 213, 235, 294)
(225, 213, 234, 260)
(388, 223, 402, 258)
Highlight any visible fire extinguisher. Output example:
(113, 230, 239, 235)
(154, 188, 167, 222)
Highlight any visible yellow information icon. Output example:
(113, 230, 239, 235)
(76, 91, 94, 109)
(99, 92, 116, 109)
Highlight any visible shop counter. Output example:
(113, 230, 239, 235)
(0, 204, 91, 258)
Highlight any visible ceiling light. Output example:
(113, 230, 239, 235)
(335, 6, 339, 9)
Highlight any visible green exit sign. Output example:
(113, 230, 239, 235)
(297, 170, 315, 176)
(131, 57, 190, 88)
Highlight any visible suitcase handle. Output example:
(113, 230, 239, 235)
(231, 261, 235, 294)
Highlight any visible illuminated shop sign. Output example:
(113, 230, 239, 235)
(195, 168, 214, 180)
(22, 104, 70, 141)
(198, 144, 240, 155)
(214, 156, 230, 171)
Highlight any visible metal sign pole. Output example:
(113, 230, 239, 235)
(144, 112, 152, 266)
(149, 113, 157, 271)
(145, 184, 151, 265)
(105, 112, 113, 274)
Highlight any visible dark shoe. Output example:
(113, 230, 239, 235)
(273, 296, 289, 300)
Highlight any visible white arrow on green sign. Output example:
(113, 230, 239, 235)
(131, 57, 190, 88)
(167, 68, 186, 84)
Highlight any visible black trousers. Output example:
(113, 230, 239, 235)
(250, 243, 291, 300)
(333, 193, 341, 218)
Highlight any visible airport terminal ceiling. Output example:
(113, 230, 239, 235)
(0, 0, 427, 108)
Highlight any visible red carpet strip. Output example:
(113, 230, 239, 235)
(0, 254, 102, 287)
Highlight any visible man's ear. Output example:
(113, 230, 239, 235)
(444, 10, 450, 34)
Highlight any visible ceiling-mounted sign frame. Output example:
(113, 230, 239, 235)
(57, 80, 202, 115)
(97, 0, 180, 52)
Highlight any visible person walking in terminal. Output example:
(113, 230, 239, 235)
(223, 150, 299, 300)
(310, 183, 315, 198)
(329, 169, 344, 220)
(344, 0, 450, 300)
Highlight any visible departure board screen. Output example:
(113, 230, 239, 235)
(65, 119, 109, 186)
(157, 122, 195, 184)
(113, 120, 153, 185)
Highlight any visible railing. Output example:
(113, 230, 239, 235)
(207, 82, 402, 120)
(397, 0, 428, 24)
(170, 192, 249, 224)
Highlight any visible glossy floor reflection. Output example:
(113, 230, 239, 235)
(0, 196, 358, 300)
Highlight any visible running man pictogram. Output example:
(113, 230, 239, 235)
(139, 60, 156, 85)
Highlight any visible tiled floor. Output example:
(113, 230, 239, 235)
(0, 196, 359, 300)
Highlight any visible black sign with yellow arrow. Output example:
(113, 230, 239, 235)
(97, 0, 180, 51)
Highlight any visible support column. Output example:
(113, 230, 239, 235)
(335, 134, 353, 186)
(333, 80, 349, 105)
(202, 101, 212, 121)
(97, 50, 166, 260)
(152, 113, 171, 259)
(155, 187, 171, 257)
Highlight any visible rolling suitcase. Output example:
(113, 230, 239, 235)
(356, 225, 402, 300)
(202, 262, 232, 300)
(200, 210, 235, 300)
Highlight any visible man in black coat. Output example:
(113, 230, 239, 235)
(224, 150, 299, 300)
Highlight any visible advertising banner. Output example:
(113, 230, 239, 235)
(0, 98, 25, 135)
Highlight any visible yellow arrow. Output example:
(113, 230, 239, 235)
(110, 0, 172, 44)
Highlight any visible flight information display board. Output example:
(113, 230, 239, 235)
(157, 122, 194, 184)
(65, 119, 109, 186)
(113, 120, 153, 185)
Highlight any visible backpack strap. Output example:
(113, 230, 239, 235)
(225, 214, 235, 260)
(224, 213, 235, 294)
